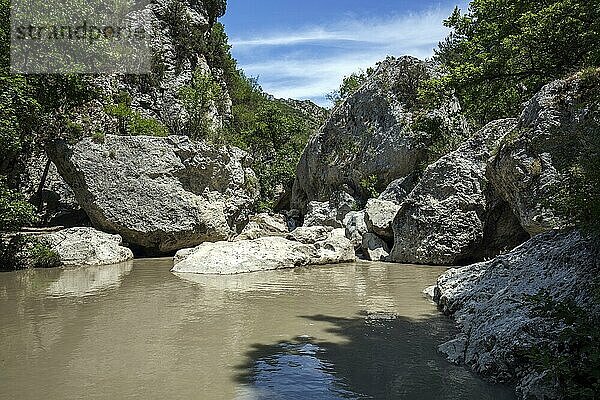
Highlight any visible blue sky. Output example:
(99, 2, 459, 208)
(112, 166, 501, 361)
(220, 0, 468, 106)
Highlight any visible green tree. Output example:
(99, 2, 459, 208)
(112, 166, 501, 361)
(430, 0, 600, 126)
(326, 69, 372, 106)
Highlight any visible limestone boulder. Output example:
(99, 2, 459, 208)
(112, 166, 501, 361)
(172, 230, 355, 275)
(488, 70, 600, 235)
(47, 135, 259, 254)
(390, 120, 528, 265)
(361, 233, 390, 261)
(291, 56, 468, 213)
(234, 213, 289, 241)
(41, 227, 133, 266)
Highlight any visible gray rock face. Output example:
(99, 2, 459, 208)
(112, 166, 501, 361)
(47, 135, 258, 253)
(364, 199, 401, 240)
(390, 119, 528, 265)
(234, 213, 289, 241)
(377, 174, 418, 204)
(286, 226, 333, 244)
(302, 191, 356, 228)
(291, 55, 468, 214)
(104, 0, 230, 135)
(41, 227, 133, 266)
(172, 230, 355, 275)
(434, 230, 600, 399)
(343, 211, 368, 249)
(361, 233, 390, 261)
(488, 72, 599, 235)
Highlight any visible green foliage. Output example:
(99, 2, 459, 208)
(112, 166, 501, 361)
(229, 91, 315, 207)
(431, 0, 600, 126)
(525, 290, 600, 399)
(0, 178, 37, 231)
(179, 68, 226, 140)
(28, 240, 61, 269)
(91, 131, 106, 144)
(326, 69, 372, 106)
(104, 91, 169, 137)
(0, 235, 29, 271)
(359, 175, 380, 199)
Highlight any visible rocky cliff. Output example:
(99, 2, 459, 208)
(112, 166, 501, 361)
(291, 56, 469, 218)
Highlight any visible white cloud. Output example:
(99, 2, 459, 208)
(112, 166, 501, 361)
(229, 6, 458, 105)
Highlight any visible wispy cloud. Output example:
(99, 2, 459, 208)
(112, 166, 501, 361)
(229, 6, 460, 106)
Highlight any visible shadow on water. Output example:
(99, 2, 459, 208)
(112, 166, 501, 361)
(234, 312, 516, 400)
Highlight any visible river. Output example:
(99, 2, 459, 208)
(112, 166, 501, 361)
(0, 259, 515, 399)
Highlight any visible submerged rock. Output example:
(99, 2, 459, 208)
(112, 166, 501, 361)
(390, 119, 528, 265)
(41, 227, 133, 266)
(434, 230, 600, 399)
(291, 56, 468, 214)
(172, 230, 355, 275)
(47, 135, 259, 254)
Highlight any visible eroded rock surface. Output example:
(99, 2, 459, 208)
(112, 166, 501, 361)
(489, 71, 600, 235)
(291, 56, 468, 214)
(234, 213, 288, 241)
(48, 135, 258, 253)
(343, 211, 368, 249)
(41, 227, 133, 266)
(361, 233, 390, 261)
(434, 230, 600, 399)
(390, 119, 528, 265)
(172, 229, 355, 274)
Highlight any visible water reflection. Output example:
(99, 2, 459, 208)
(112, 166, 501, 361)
(47, 261, 134, 298)
(0, 261, 516, 400)
(236, 313, 516, 400)
(235, 341, 362, 400)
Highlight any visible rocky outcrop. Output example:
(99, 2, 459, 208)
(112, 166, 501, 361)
(291, 56, 468, 215)
(302, 191, 356, 228)
(172, 229, 355, 274)
(47, 135, 259, 254)
(377, 174, 418, 204)
(343, 211, 368, 249)
(361, 233, 390, 261)
(286, 225, 333, 244)
(390, 120, 528, 265)
(364, 199, 401, 240)
(41, 227, 133, 266)
(488, 71, 600, 235)
(433, 230, 600, 399)
(234, 213, 288, 241)
(106, 0, 230, 135)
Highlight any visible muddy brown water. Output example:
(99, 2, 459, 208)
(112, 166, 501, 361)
(0, 259, 516, 400)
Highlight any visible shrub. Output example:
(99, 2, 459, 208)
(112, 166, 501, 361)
(179, 68, 226, 140)
(525, 290, 600, 399)
(28, 240, 61, 269)
(104, 91, 169, 137)
(0, 178, 37, 231)
(430, 0, 600, 127)
(326, 69, 372, 107)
